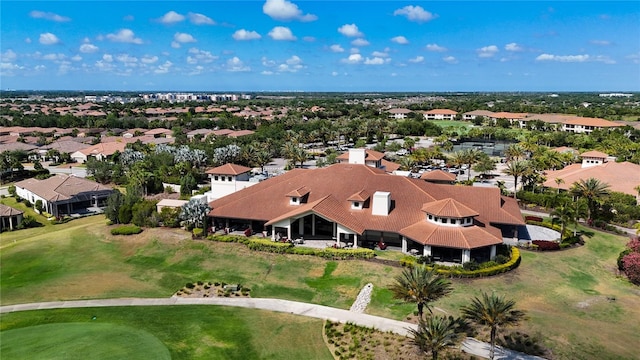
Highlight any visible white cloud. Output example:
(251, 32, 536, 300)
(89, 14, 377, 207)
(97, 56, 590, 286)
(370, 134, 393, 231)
(341, 54, 363, 64)
(71, 55, 82, 61)
(102, 54, 113, 62)
(263, 0, 317, 22)
(171, 41, 181, 49)
(426, 43, 447, 52)
(261, 56, 276, 67)
(477, 45, 499, 58)
(174, 32, 196, 43)
(141, 55, 159, 64)
(331, 71, 338, 76)
(393, 5, 436, 23)
(39, 33, 60, 45)
(268, 26, 296, 41)
(29, 10, 70, 22)
(278, 55, 304, 72)
(505, 42, 523, 52)
(350, 48, 360, 54)
(261, 70, 274, 75)
(338, 24, 363, 37)
(154, 61, 173, 74)
(116, 54, 138, 66)
(25, 38, 32, 44)
(372, 51, 389, 58)
(79, 43, 99, 53)
(364, 57, 385, 65)
(590, 40, 611, 46)
(408, 56, 424, 63)
(443, 56, 458, 64)
(535, 53, 589, 62)
(43, 53, 65, 61)
(303, 36, 315, 42)
(593, 55, 615, 64)
(158, 11, 185, 24)
(391, 36, 409, 45)
(106, 29, 143, 44)
(188, 12, 215, 25)
(187, 48, 218, 64)
(233, 29, 261, 41)
(351, 38, 369, 47)
(227, 56, 250, 72)
(330, 44, 344, 53)
(1, 50, 17, 62)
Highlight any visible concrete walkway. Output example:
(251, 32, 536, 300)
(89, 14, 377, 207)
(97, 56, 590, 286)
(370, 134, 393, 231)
(0, 297, 545, 360)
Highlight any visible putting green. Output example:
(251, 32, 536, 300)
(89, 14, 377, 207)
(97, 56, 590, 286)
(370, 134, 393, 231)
(0, 322, 171, 360)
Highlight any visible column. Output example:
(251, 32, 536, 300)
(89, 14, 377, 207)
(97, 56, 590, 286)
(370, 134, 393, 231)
(287, 222, 292, 239)
(353, 235, 358, 249)
(298, 217, 304, 236)
(401, 237, 407, 253)
(490, 245, 497, 260)
(423, 245, 432, 257)
(311, 214, 316, 236)
(462, 249, 471, 263)
(9, 216, 13, 230)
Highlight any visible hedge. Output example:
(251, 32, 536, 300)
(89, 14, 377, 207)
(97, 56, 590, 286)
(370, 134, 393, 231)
(111, 225, 143, 235)
(206, 235, 375, 259)
(532, 240, 560, 251)
(401, 247, 521, 278)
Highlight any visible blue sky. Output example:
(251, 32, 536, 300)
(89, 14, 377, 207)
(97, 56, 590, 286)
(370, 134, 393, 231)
(1, 1, 639, 92)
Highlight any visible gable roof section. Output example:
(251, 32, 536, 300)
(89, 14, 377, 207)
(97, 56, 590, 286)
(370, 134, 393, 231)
(348, 190, 370, 202)
(206, 163, 252, 175)
(420, 170, 456, 181)
(286, 186, 310, 198)
(79, 142, 126, 156)
(0, 203, 23, 217)
(543, 161, 640, 198)
(580, 150, 609, 159)
(564, 117, 623, 127)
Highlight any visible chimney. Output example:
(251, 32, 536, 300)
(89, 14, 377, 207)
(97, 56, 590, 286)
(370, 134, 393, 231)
(371, 191, 391, 216)
(348, 148, 366, 165)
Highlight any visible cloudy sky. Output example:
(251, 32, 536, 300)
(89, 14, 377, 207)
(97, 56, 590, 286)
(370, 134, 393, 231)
(1, 1, 638, 92)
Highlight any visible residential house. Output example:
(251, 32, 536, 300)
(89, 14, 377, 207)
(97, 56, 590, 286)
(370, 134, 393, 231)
(203, 163, 261, 202)
(14, 174, 114, 218)
(207, 163, 524, 262)
(0, 204, 23, 231)
(422, 109, 458, 121)
(561, 117, 624, 134)
(462, 110, 494, 121)
(490, 112, 529, 126)
(71, 141, 126, 163)
(144, 128, 173, 138)
(387, 108, 412, 119)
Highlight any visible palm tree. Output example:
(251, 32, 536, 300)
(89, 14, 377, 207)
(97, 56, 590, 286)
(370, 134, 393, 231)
(554, 177, 565, 194)
(570, 178, 611, 223)
(502, 160, 529, 200)
(409, 315, 464, 360)
(551, 204, 575, 240)
(388, 266, 453, 318)
(461, 292, 526, 360)
(462, 148, 483, 181)
(504, 144, 525, 162)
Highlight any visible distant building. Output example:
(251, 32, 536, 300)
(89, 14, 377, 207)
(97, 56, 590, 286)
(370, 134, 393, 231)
(387, 108, 412, 119)
(422, 109, 458, 121)
(0, 204, 23, 231)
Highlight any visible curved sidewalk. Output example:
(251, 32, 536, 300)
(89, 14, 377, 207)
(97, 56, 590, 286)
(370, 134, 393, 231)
(0, 297, 545, 360)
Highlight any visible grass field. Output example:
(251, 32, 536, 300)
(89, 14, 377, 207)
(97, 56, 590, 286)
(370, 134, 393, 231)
(430, 120, 472, 130)
(0, 197, 52, 227)
(2, 216, 639, 359)
(0, 306, 331, 360)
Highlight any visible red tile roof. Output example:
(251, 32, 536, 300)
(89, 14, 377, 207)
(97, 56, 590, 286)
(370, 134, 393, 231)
(209, 164, 524, 248)
(543, 161, 640, 198)
(206, 163, 252, 175)
(424, 109, 458, 115)
(348, 190, 370, 202)
(421, 198, 479, 218)
(564, 117, 623, 127)
(580, 150, 609, 158)
(286, 186, 310, 197)
(420, 170, 456, 182)
(336, 149, 385, 161)
(15, 174, 112, 202)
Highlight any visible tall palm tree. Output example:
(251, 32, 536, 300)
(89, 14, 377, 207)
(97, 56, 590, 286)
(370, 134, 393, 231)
(570, 178, 611, 223)
(462, 148, 483, 181)
(551, 204, 575, 240)
(504, 144, 525, 162)
(388, 266, 453, 318)
(554, 177, 565, 194)
(502, 160, 529, 200)
(461, 292, 526, 360)
(409, 315, 464, 360)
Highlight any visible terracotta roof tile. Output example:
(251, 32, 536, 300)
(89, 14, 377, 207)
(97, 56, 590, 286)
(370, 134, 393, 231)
(420, 170, 456, 182)
(421, 198, 479, 218)
(424, 109, 458, 115)
(348, 190, 370, 202)
(564, 117, 623, 127)
(401, 221, 503, 249)
(206, 163, 252, 175)
(580, 150, 609, 158)
(286, 186, 310, 197)
(543, 161, 640, 198)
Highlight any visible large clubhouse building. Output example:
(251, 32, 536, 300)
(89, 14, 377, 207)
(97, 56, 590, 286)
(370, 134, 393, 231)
(208, 161, 524, 264)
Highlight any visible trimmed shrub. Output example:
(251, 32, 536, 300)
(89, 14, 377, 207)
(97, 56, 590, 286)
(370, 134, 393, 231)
(532, 240, 560, 251)
(622, 252, 640, 285)
(193, 228, 204, 238)
(247, 238, 293, 253)
(400, 255, 416, 267)
(110, 225, 143, 235)
(207, 234, 250, 244)
(431, 247, 521, 278)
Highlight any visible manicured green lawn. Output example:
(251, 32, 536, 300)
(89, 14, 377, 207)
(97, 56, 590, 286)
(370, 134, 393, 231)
(430, 120, 472, 130)
(2, 216, 639, 359)
(0, 306, 331, 360)
(0, 197, 52, 227)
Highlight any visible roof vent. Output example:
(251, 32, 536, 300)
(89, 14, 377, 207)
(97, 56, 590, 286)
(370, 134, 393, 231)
(371, 191, 391, 216)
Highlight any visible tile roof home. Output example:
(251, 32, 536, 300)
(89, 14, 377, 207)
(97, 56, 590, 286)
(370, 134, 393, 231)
(387, 108, 412, 119)
(206, 163, 252, 176)
(543, 161, 640, 200)
(14, 174, 114, 218)
(71, 141, 127, 163)
(0, 203, 24, 231)
(423, 109, 458, 120)
(420, 170, 457, 183)
(208, 163, 524, 262)
(562, 117, 624, 133)
(228, 130, 255, 138)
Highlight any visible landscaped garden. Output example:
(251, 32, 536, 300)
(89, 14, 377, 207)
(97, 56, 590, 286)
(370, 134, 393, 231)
(1, 216, 639, 359)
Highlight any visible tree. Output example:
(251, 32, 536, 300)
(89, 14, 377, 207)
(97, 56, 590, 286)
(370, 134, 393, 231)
(461, 148, 483, 181)
(409, 315, 465, 360)
(551, 204, 575, 240)
(461, 292, 526, 360)
(504, 144, 525, 162)
(179, 199, 210, 231)
(570, 178, 611, 223)
(554, 178, 565, 194)
(388, 266, 453, 319)
(502, 160, 529, 200)
(473, 156, 497, 180)
(104, 190, 124, 223)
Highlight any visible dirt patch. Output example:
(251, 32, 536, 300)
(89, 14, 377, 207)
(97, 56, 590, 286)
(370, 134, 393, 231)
(174, 281, 251, 298)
